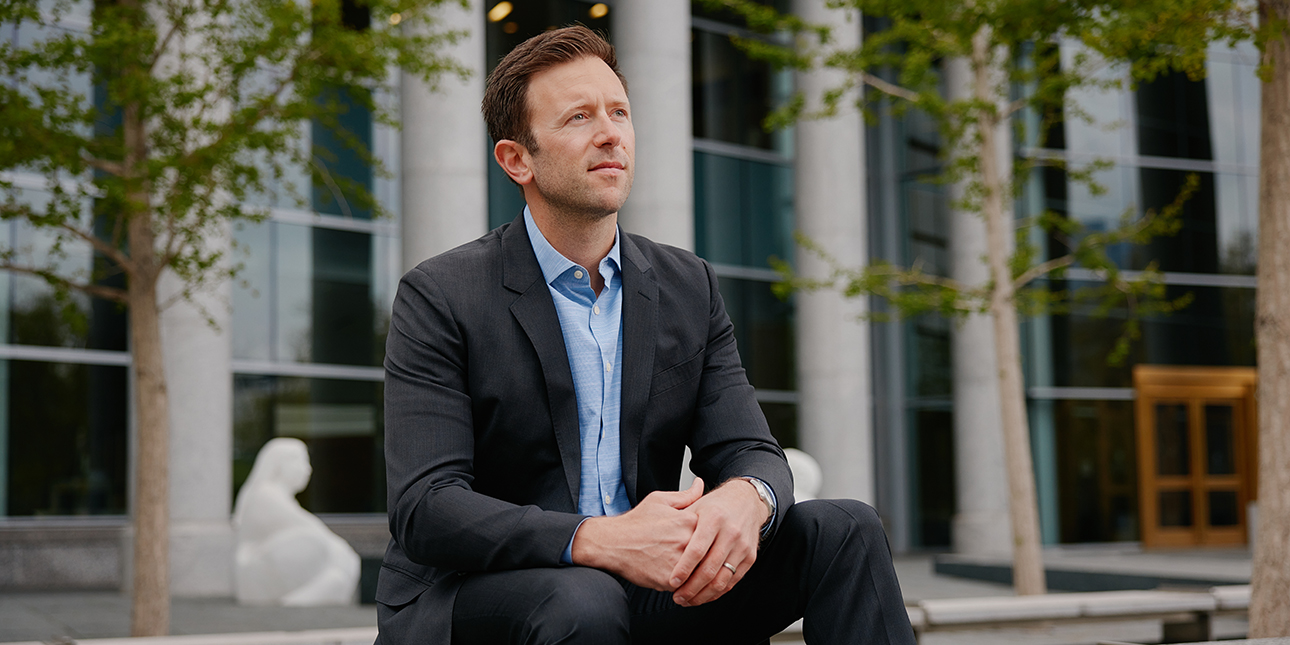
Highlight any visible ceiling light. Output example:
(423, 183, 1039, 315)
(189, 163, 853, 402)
(488, 2, 513, 22)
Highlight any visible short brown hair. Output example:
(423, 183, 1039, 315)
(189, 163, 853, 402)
(482, 25, 626, 153)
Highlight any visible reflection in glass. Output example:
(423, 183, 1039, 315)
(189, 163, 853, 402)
(1156, 403, 1189, 476)
(1208, 490, 1239, 527)
(233, 220, 273, 360)
(717, 277, 794, 392)
(1204, 404, 1236, 475)
(1137, 169, 1219, 274)
(1136, 72, 1212, 160)
(311, 85, 373, 220)
(1049, 284, 1255, 388)
(1056, 400, 1138, 542)
(1159, 490, 1193, 527)
(912, 409, 954, 548)
(692, 29, 787, 152)
(694, 152, 793, 269)
(4, 360, 127, 516)
(233, 374, 385, 513)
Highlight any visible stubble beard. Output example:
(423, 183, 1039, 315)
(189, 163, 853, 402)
(530, 156, 633, 225)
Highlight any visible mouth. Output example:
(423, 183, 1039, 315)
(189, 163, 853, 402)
(589, 161, 625, 173)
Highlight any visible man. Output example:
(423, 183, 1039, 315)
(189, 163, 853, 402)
(376, 25, 915, 645)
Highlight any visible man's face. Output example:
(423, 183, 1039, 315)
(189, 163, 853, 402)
(522, 56, 634, 220)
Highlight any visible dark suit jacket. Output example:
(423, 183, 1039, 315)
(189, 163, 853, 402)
(376, 214, 793, 644)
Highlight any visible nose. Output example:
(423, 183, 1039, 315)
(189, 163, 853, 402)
(592, 109, 622, 148)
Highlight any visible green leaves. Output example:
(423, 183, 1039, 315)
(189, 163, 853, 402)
(0, 0, 460, 308)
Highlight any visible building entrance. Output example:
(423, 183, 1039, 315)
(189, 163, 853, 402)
(1134, 366, 1257, 548)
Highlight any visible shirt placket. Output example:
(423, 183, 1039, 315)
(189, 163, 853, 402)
(589, 277, 615, 512)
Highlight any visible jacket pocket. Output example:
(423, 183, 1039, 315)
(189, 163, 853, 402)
(650, 347, 704, 397)
(375, 565, 432, 608)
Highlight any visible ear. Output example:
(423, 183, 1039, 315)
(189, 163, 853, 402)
(494, 139, 534, 185)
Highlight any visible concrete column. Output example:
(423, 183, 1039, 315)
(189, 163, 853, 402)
(792, 1, 872, 504)
(612, 0, 694, 250)
(157, 228, 235, 597)
(945, 56, 1012, 556)
(401, 0, 487, 272)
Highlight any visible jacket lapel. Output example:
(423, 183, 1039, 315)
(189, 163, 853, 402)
(619, 233, 657, 505)
(502, 214, 581, 510)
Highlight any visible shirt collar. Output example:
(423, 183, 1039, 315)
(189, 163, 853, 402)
(524, 205, 620, 286)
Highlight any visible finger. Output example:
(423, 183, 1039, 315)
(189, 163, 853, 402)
(668, 514, 717, 590)
(689, 549, 755, 606)
(672, 543, 732, 606)
(660, 476, 704, 509)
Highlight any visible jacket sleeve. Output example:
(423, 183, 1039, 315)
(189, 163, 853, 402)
(686, 259, 796, 540)
(383, 265, 584, 572)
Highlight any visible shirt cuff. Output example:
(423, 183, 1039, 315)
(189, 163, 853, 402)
(561, 517, 590, 564)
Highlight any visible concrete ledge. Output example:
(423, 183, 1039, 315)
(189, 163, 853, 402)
(2, 627, 379, 645)
(934, 554, 1248, 592)
(0, 517, 127, 590)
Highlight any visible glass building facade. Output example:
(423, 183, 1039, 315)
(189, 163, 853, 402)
(0, 2, 1264, 568)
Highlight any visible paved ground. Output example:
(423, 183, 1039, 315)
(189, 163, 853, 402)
(0, 549, 1254, 645)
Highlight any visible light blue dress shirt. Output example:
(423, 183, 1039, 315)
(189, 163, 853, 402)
(523, 208, 775, 564)
(524, 209, 631, 564)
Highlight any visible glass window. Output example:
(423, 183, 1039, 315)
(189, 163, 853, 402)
(2, 194, 127, 352)
(232, 220, 273, 361)
(909, 408, 954, 548)
(3, 360, 128, 516)
(716, 277, 794, 392)
(1136, 72, 1213, 160)
(1060, 43, 1134, 158)
(232, 221, 393, 366)
(311, 86, 374, 220)
(692, 28, 787, 152)
(694, 151, 793, 268)
(1056, 399, 1137, 542)
(758, 401, 797, 451)
(1050, 283, 1255, 388)
(233, 374, 385, 513)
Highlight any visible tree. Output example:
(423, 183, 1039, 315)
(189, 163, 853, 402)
(701, 0, 1245, 595)
(0, 0, 461, 635)
(1251, 0, 1290, 636)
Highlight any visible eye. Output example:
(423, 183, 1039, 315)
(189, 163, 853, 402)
(613, 108, 627, 117)
(571, 113, 587, 121)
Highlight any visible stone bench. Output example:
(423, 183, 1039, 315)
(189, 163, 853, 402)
(909, 585, 1250, 643)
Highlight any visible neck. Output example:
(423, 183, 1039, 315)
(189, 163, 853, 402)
(528, 204, 618, 291)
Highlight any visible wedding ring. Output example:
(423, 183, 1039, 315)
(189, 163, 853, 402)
(722, 562, 737, 575)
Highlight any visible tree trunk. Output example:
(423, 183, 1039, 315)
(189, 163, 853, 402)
(972, 27, 1046, 596)
(1251, 0, 1290, 636)
(123, 96, 170, 637)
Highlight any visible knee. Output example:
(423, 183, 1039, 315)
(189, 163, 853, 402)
(784, 498, 888, 546)
(525, 568, 628, 644)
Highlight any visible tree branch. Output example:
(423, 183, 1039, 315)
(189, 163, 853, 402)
(56, 221, 135, 275)
(1013, 254, 1075, 289)
(0, 263, 129, 304)
(859, 72, 922, 103)
(82, 154, 125, 177)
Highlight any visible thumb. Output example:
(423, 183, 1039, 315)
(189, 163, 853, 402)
(668, 476, 704, 509)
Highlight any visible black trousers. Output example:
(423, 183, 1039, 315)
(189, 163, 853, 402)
(449, 499, 916, 645)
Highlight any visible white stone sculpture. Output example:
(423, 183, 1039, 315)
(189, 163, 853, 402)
(232, 437, 360, 606)
(678, 446, 824, 502)
(783, 448, 822, 501)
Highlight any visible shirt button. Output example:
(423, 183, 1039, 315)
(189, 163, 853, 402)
(603, 494, 613, 506)
(593, 305, 601, 315)
(605, 362, 612, 372)
(574, 270, 583, 279)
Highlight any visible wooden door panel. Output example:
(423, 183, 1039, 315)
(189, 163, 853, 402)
(1134, 367, 1256, 549)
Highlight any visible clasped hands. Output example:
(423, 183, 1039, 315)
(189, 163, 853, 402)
(570, 476, 769, 607)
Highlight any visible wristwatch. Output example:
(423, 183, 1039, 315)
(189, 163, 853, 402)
(738, 476, 776, 534)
